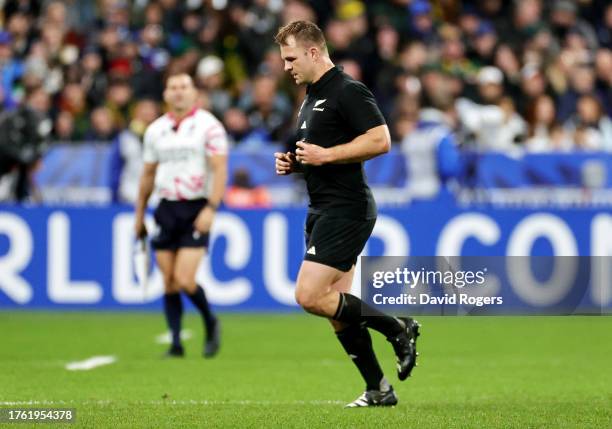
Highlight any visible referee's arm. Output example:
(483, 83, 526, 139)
(134, 162, 158, 237)
(206, 154, 228, 209)
(194, 154, 227, 234)
(295, 124, 390, 166)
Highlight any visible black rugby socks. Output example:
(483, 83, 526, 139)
(186, 285, 217, 336)
(163, 292, 183, 347)
(336, 323, 386, 391)
(333, 292, 403, 339)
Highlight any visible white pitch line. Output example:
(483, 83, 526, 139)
(0, 399, 345, 406)
(65, 355, 117, 371)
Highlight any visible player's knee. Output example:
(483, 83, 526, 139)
(163, 276, 179, 293)
(295, 288, 321, 314)
(173, 274, 195, 292)
(164, 285, 180, 294)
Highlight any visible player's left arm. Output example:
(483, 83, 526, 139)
(297, 124, 390, 165)
(194, 153, 228, 234)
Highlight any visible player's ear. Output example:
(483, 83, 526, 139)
(309, 46, 319, 61)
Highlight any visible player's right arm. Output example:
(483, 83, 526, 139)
(134, 162, 158, 238)
(274, 151, 302, 175)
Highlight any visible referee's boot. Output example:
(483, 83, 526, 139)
(164, 344, 184, 358)
(203, 319, 220, 358)
(345, 386, 398, 408)
(388, 317, 420, 381)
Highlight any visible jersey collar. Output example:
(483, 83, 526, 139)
(307, 66, 340, 95)
(166, 106, 198, 130)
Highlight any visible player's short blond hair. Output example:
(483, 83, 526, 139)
(274, 20, 327, 52)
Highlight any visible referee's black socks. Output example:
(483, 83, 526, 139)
(163, 292, 183, 348)
(186, 285, 217, 336)
(336, 323, 387, 392)
(333, 293, 403, 339)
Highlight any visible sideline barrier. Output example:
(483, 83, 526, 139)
(34, 144, 612, 204)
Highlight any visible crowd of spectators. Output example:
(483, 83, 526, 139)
(0, 0, 610, 202)
(0, 0, 609, 151)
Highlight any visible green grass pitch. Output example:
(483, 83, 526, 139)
(1, 312, 611, 428)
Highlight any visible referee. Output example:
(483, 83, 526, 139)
(134, 73, 227, 358)
(274, 21, 420, 407)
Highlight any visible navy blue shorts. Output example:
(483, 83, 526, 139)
(304, 213, 376, 272)
(150, 199, 210, 251)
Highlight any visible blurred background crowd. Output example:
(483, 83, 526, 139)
(0, 0, 610, 204)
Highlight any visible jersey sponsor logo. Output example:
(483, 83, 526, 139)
(307, 246, 316, 255)
(301, 121, 307, 129)
(313, 99, 326, 111)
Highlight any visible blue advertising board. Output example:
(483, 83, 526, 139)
(0, 203, 611, 312)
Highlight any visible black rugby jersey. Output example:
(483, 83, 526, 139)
(295, 66, 385, 220)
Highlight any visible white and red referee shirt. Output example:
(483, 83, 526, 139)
(143, 107, 228, 201)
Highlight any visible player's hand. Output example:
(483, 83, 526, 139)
(194, 206, 215, 234)
(275, 151, 297, 175)
(134, 217, 147, 239)
(295, 141, 330, 166)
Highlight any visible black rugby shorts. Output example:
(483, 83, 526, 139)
(303, 213, 376, 272)
(150, 199, 210, 250)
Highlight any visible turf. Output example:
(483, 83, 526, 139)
(0, 312, 610, 428)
